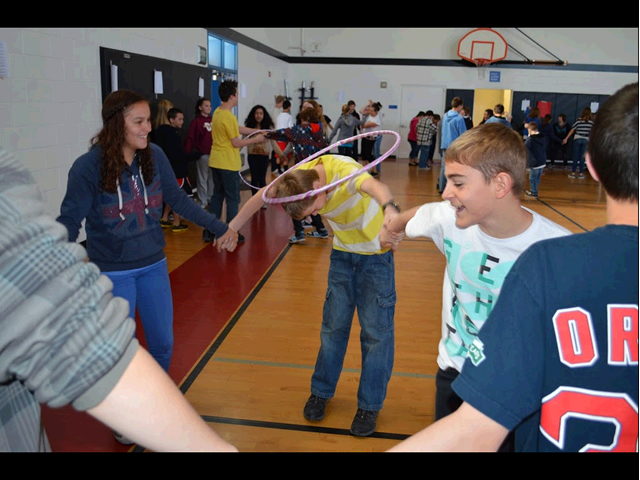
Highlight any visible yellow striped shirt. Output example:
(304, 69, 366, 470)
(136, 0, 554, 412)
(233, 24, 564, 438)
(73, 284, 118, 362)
(297, 155, 388, 255)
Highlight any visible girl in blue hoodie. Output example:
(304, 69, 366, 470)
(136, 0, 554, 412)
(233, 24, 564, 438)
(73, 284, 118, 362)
(57, 90, 237, 376)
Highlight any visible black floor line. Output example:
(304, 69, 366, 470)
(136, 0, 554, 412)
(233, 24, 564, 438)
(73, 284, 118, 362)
(536, 198, 589, 232)
(200, 415, 410, 441)
(178, 243, 293, 395)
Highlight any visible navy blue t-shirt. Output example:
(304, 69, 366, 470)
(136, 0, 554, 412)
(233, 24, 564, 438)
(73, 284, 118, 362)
(453, 225, 638, 452)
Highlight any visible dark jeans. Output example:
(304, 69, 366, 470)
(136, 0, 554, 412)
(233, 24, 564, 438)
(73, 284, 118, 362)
(248, 153, 269, 195)
(209, 167, 240, 223)
(435, 367, 515, 452)
(293, 213, 325, 235)
(361, 137, 376, 162)
(311, 249, 396, 410)
(338, 145, 354, 158)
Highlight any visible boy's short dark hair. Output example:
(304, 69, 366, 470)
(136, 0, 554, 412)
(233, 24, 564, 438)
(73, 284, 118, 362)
(558, 113, 567, 122)
(425, 110, 434, 116)
(218, 80, 238, 102)
(587, 82, 638, 202)
(274, 168, 320, 220)
(493, 104, 505, 114)
(445, 122, 527, 196)
(451, 97, 463, 109)
(167, 107, 183, 120)
(283, 100, 291, 110)
(528, 122, 539, 132)
(347, 100, 356, 106)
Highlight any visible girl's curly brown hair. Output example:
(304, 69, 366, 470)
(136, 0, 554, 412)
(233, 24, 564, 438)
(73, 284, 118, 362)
(91, 90, 154, 193)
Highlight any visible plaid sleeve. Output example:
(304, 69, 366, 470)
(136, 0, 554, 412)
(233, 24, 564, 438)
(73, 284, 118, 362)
(0, 149, 138, 451)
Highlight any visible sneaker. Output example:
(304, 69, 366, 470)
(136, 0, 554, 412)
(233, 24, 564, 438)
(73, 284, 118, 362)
(302, 219, 313, 229)
(418, 166, 431, 171)
(303, 394, 328, 421)
(568, 173, 576, 179)
(524, 190, 537, 198)
(237, 233, 245, 244)
(350, 408, 379, 437)
(202, 229, 215, 243)
(160, 219, 172, 228)
(578, 173, 585, 179)
(307, 229, 329, 238)
(113, 430, 134, 445)
(171, 223, 189, 233)
(288, 232, 306, 244)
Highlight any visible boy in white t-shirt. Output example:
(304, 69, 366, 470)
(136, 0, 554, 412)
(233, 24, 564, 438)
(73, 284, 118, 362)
(387, 122, 571, 450)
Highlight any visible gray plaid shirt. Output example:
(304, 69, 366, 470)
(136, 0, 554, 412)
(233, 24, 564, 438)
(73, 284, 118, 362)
(0, 149, 138, 452)
(416, 117, 437, 146)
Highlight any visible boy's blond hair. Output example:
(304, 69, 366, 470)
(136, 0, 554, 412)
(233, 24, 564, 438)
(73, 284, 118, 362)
(445, 122, 527, 196)
(274, 168, 320, 219)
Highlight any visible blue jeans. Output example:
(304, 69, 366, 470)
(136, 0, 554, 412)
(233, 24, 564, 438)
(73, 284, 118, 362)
(572, 138, 588, 173)
(209, 167, 241, 222)
(408, 140, 419, 160)
(373, 136, 382, 172)
(529, 167, 543, 196)
(418, 144, 432, 168)
(104, 258, 173, 372)
(310, 249, 396, 411)
(438, 154, 447, 193)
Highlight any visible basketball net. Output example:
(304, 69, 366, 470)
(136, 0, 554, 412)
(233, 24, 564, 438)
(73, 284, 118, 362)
(474, 58, 492, 80)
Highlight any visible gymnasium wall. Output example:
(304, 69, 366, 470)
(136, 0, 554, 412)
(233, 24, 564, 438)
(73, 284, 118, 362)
(0, 27, 637, 228)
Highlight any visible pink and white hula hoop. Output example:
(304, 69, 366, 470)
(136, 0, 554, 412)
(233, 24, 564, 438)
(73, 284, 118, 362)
(238, 130, 401, 204)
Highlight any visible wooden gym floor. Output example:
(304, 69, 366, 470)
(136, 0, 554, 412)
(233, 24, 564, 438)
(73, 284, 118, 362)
(41, 157, 606, 452)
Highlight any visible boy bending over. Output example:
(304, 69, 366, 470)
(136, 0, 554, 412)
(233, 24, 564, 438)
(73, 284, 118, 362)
(221, 154, 401, 437)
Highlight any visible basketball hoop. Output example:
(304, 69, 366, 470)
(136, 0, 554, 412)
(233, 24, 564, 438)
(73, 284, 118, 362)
(458, 29, 508, 80)
(473, 58, 493, 80)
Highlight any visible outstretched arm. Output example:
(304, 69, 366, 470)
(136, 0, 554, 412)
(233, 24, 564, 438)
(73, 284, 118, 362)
(223, 184, 277, 248)
(562, 128, 575, 144)
(386, 205, 421, 235)
(360, 177, 403, 249)
(88, 347, 237, 452)
(387, 402, 508, 452)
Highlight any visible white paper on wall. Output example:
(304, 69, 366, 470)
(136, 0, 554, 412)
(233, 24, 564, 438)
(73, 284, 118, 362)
(240, 83, 246, 98)
(521, 99, 530, 111)
(590, 102, 599, 113)
(199, 78, 204, 97)
(111, 64, 118, 91)
(154, 71, 163, 94)
(0, 40, 10, 78)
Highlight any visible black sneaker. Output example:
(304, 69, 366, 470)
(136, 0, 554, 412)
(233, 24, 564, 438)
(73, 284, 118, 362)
(171, 223, 189, 233)
(303, 394, 328, 421)
(350, 408, 378, 437)
(289, 232, 306, 244)
(202, 229, 215, 243)
(238, 233, 245, 244)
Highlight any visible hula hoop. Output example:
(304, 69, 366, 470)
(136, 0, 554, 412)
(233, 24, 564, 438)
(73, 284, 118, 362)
(238, 129, 276, 191)
(251, 130, 400, 205)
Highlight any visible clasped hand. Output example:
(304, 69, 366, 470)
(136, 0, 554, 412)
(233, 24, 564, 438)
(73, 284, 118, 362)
(213, 227, 239, 252)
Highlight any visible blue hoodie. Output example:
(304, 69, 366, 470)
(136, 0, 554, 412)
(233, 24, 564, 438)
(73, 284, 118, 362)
(441, 109, 467, 150)
(57, 143, 228, 272)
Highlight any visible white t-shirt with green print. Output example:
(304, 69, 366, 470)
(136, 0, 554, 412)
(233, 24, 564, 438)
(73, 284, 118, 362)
(406, 201, 571, 372)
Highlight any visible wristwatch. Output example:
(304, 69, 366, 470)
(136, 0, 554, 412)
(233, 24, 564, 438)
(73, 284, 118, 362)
(382, 199, 401, 213)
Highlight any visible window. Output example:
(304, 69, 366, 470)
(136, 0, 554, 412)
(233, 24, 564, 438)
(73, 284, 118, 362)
(208, 32, 237, 77)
